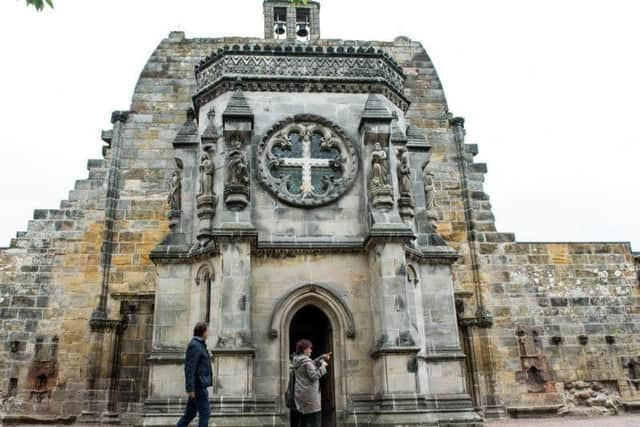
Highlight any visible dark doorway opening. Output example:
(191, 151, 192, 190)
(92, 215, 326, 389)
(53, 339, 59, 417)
(289, 305, 336, 427)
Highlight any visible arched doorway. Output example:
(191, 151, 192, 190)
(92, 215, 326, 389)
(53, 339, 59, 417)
(289, 305, 336, 427)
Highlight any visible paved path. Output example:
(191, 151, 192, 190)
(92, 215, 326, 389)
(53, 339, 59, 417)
(487, 415, 640, 427)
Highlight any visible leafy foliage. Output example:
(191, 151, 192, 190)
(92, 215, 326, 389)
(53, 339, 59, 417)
(289, 0, 309, 4)
(25, 0, 54, 11)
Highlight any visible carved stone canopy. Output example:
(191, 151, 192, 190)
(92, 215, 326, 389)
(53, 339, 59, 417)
(257, 115, 359, 208)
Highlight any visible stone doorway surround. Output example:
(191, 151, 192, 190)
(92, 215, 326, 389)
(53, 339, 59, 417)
(269, 284, 356, 425)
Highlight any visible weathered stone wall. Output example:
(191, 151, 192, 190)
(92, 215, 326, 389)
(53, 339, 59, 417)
(484, 241, 639, 411)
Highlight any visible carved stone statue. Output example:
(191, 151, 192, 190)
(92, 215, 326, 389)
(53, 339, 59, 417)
(168, 170, 182, 212)
(422, 160, 437, 210)
(198, 152, 215, 197)
(370, 143, 389, 188)
(224, 140, 250, 210)
(397, 147, 412, 196)
(226, 141, 249, 186)
(167, 159, 183, 230)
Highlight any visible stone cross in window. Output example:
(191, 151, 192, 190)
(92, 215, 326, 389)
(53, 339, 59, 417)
(274, 126, 338, 197)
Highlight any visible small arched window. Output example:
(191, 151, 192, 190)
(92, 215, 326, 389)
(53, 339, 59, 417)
(196, 266, 213, 324)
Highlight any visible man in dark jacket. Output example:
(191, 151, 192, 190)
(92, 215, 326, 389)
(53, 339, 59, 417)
(176, 322, 212, 427)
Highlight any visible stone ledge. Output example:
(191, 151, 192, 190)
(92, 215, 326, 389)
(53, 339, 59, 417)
(418, 351, 466, 361)
(371, 345, 420, 359)
(0, 414, 77, 425)
(506, 404, 563, 418)
(622, 400, 640, 412)
(405, 245, 460, 265)
(211, 347, 256, 356)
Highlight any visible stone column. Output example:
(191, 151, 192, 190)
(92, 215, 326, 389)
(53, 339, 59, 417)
(213, 240, 254, 399)
(361, 97, 420, 417)
(145, 109, 206, 417)
(81, 111, 130, 425)
(209, 90, 256, 401)
(450, 115, 505, 418)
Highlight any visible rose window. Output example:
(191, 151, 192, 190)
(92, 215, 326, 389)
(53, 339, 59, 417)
(257, 115, 359, 207)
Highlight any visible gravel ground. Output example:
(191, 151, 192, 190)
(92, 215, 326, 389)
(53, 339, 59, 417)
(487, 415, 640, 427)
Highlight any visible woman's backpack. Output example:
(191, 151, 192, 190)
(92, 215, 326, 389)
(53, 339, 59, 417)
(285, 366, 295, 409)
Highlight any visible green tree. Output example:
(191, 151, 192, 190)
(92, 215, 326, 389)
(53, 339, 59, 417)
(25, 0, 54, 11)
(289, 0, 309, 4)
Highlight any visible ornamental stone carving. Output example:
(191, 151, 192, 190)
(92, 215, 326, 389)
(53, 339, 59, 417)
(257, 115, 358, 208)
(194, 46, 409, 112)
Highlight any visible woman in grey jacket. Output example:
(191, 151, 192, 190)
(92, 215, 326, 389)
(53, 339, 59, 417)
(292, 339, 332, 427)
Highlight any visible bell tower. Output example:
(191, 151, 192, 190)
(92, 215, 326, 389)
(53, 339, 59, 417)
(263, 0, 321, 42)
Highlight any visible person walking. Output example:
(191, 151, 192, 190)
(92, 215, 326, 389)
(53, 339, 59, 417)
(292, 339, 332, 427)
(176, 322, 212, 427)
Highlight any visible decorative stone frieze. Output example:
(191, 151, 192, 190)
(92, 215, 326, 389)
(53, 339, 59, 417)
(194, 45, 409, 112)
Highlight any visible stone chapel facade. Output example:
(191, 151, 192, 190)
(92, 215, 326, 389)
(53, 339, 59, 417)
(1, 1, 639, 426)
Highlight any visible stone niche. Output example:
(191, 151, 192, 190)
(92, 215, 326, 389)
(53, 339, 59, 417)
(514, 324, 555, 393)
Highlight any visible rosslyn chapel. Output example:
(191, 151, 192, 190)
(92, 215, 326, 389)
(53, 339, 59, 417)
(1, 1, 639, 426)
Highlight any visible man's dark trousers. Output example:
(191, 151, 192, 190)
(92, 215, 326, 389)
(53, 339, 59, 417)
(299, 411, 321, 427)
(176, 388, 210, 427)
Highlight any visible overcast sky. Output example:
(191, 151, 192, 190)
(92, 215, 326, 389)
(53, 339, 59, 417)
(0, 0, 638, 250)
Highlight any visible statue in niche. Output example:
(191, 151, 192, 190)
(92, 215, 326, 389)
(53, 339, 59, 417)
(370, 143, 389, 188)
(422, 160, 437, 211)
(397, 147, 413, 196)
(198, 152, 215, 197)
(226, 140, 249, 186)
(167, 160, 182, 212)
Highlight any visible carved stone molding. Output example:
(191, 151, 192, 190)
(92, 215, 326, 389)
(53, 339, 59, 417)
(268, 283, 357, 340)
(257, 115, 359, 208)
